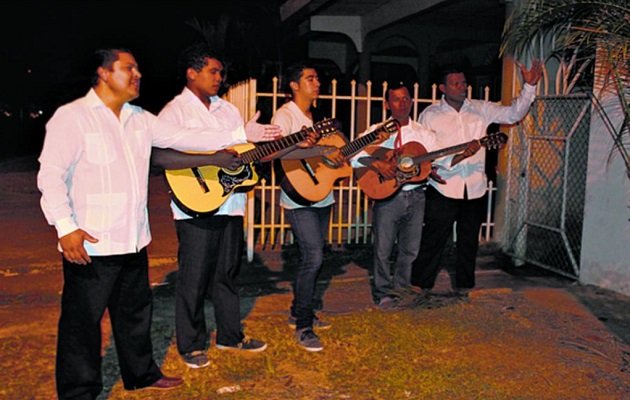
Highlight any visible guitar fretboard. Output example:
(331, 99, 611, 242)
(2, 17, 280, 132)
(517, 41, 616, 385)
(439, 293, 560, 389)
(409, 133, 505, 164)
(340, 119, 399, 158)
(239, 119, 337, 164)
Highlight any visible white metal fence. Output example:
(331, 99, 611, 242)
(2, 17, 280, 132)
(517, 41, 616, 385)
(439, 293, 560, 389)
(226, 78, 496, 261)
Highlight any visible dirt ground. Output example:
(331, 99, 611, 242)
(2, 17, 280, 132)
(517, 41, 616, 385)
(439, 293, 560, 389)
(1, 156, 629, 399)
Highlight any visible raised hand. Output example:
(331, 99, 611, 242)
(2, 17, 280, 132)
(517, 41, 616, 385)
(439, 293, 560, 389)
(517, 59, 543, 86)
(245, 110, 282, 142)
(60, 229, 99, 265)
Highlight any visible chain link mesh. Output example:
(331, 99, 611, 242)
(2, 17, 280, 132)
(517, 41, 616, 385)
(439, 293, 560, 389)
(505, 95, 591, 278)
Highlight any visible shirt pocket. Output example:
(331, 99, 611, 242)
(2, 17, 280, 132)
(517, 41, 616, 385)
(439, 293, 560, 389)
(84, 192, 127, 232)
(85, 133, 117, 165)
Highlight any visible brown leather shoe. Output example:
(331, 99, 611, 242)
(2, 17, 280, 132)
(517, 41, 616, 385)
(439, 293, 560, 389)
(144, 375, 184, 391)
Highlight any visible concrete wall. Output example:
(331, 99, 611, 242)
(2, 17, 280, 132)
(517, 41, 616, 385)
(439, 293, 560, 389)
(579, 48, 630, 296)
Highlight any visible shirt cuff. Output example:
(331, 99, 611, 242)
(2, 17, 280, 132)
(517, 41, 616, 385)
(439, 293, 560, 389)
(55, 217, 79, 238)
(232, 126, 247, 144)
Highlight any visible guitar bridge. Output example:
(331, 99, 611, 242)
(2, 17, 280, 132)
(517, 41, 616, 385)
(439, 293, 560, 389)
(300, 160, 320, 185)
(191, 167, 210, 193)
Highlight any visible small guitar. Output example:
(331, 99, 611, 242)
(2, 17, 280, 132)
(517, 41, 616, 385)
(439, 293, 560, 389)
(165, 118, 340, 216)
(356, 132, 508, 200)
(281, 118, 401, 203)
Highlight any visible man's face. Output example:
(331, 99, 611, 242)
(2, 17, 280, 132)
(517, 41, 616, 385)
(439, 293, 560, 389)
(440, 72, 467, 106)
(292, 68, 320, 101)
(102, 52, 142, 102)
(386, 86, 412, 121)
(189, 57, 224, 98)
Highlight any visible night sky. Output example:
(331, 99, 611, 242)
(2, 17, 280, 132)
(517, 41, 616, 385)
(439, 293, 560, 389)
(1, 0, 283, 114)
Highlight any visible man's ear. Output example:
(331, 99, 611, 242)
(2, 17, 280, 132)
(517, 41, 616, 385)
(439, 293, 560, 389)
(289, 81, 299, 92)
(186, 67, 198, 82)
(384, 98, 391, 111)
(96, 66, 108, 83)
(438, 83, 446, 94)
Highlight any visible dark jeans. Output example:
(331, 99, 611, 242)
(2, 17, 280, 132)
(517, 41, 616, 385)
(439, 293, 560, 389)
(174, 215, 244, 353)
(372, 187, 426, 301)
(56, 248, 162, 400)
(285, 205, 331, 330)
(412, 185, 485, 289)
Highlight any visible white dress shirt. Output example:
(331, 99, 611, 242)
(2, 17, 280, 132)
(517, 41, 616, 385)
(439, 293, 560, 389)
(419, 83, 536, 200)
(158, 88, 247, 218)
(37, 89, 247, 256)
(272, 101, 335, 209)
(350, 119, 439, 191)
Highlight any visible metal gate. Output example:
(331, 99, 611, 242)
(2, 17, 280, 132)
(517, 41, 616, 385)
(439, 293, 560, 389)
(504, 94, 591, 279)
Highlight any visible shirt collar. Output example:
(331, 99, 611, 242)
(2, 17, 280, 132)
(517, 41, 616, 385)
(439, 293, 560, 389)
(84, 88, 134, 113)
(439, 95, 471, 112)
(182, 87, 222, 109)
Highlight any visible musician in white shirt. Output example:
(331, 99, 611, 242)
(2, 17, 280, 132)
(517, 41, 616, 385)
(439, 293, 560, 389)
(153, 44, 270, 369)
(412, 60, 542, 294)
(350, 82, 438, 310)
(37, 48, 280, 398)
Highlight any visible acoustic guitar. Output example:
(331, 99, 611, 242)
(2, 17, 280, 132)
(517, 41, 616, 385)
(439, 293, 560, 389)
(281, 118, 401, 203)
(356, 132, 508, 200)
(165, 118, 340, 216)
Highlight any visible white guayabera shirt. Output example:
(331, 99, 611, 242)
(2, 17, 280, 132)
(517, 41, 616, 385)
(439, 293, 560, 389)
(419, 83, 536, 200)
(349, 119, 439, 192)
(38, 89, 247, 256)
(158, 87, 247, 219)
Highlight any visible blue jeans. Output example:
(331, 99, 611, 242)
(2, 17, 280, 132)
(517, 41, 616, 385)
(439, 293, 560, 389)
(372, 187, 426, 301)
(285, 206, 331, 330)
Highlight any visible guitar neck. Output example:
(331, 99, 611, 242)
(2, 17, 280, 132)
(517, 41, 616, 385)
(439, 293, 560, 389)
(410, 142, 469, 164)
(340, 125, 392, 158)
(239, 127, 315, 164)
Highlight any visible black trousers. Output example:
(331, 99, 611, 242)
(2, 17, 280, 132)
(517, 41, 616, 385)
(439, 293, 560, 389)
(56, 248, 162, 400)
(411, 186, 485, 290)
(174, 215, 244, 354)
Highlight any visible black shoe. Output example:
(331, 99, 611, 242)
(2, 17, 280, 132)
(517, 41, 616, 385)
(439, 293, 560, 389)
(217, 337, 267, 352)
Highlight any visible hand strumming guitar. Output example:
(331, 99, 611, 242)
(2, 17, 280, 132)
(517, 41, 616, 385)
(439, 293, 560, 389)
(321, 147, 346, 168)
(209, 149, 243, 169)
(369, 158, 398, 180)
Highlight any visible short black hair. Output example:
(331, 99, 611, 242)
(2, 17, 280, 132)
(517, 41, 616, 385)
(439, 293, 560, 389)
(283, 60, 316, 95)
(177, 43, 224, 79)
(91, 48, 132, 87)
(385, 81, 411, 101)
(437, 64, 466, 85)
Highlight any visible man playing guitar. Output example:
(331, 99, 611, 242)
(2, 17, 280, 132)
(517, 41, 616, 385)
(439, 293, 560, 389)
(350, 82, 440, 310)
(273, 61, 345, 352)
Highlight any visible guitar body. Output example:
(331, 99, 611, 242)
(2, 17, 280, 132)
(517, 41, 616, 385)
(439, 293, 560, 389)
(165, 143, 259, 216)
(281, 133, 352, 202)
(356, 141, 431, 200)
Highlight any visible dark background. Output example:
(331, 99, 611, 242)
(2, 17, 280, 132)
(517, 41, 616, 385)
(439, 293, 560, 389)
(0, 0, 287, 158)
